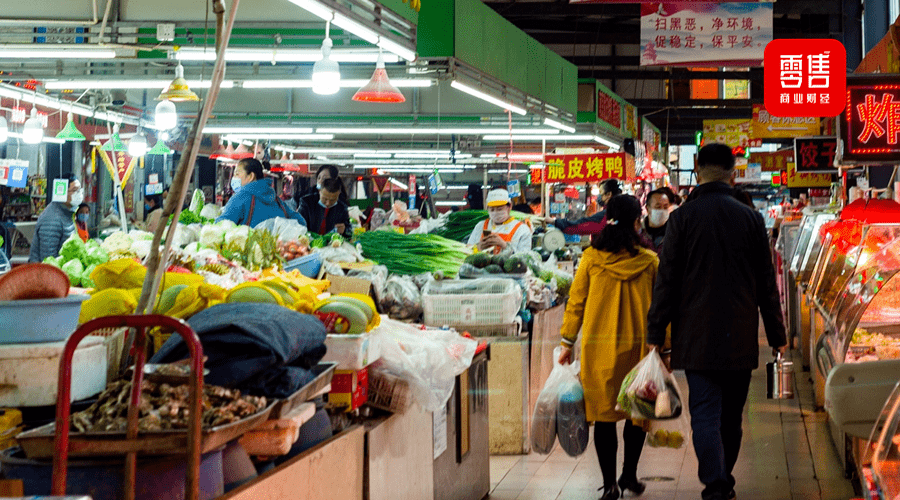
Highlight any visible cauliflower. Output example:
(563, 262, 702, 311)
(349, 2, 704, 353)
(129, 240, 155, 260)
(101, 232, 134, 255)
(217, 219, 237, 231)
(128, 230, 154, 241)
(199, 224, 226, 249)
(59, 235, 88, 264)
(224, 225, 250, 251)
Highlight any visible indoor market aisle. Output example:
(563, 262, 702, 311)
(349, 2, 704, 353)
(487, 342, 858, 500)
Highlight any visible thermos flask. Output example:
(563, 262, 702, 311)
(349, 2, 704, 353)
(766, 352, 795, 399)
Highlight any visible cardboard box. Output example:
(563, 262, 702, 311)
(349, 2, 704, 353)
(326, 274, 375, 296)
(328, 367, 368, 412)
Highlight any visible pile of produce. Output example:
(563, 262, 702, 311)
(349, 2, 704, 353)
(69, 378, 268, 432)
(313, 293, 380, 334)
(356, 231, 471, 277)
(848, 328, 900, 361)
(277, 235, 311, 260)
(617, 354, 682, 420)
(43, 234, 110, 287)
(463, 251, 529, 275)
(430, 210, 537, 243)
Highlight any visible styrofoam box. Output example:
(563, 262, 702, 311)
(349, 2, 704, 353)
(322, 332, 381, 370)
(0, 336, 107, 407)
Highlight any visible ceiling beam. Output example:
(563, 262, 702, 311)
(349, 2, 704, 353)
(483, 2, 641, 18)
(579, 69, 764, 80)
(630, 98, 762, 108)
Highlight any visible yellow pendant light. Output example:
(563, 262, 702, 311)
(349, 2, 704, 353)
(156, 64, 199, 102)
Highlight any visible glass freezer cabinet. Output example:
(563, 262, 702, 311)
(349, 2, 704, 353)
(860, 382, 900, 500)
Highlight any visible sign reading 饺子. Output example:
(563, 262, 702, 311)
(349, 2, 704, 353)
(751, 104, 821, 139)
(544, 153, 636, 184)
(841, 75, 900, 162)
(794, 137, 838, 172)
(763, 39, 846, 117)
(639, 2, 772, 66)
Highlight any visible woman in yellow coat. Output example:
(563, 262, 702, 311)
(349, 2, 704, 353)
(558, 195, 658, 500)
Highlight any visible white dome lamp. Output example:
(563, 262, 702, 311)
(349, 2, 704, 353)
(155, 99, 178, 130)
(128, 129, 149, 157)
(0, 115, 7, 143)
(22, 107, 44, 144)
(312, 20, 340, 96)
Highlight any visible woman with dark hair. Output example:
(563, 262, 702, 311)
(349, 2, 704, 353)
(465, 184, 484, 210)
(300, 164, 348, 202)
(557, 195, 659, 500)
(75, 203, 91, 242)
(544, 179, 622, 232)
(217, 158, 307, 227)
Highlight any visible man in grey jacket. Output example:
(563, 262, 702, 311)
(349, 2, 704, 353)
(29, 176, 82, 262)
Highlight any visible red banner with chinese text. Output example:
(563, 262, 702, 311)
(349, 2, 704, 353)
(543, 153, 635, 184)
(749, 149, 794, 172)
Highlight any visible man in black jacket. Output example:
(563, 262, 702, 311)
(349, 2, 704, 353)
(647, 143, 786, 500)
(299, 178, 352, 238)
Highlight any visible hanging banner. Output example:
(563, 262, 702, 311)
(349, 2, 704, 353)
(703, 119, 751, 148)
(94, 146, 139, 186)
(794, 137, 838, 172)
(840, 75, 900, 162)
(749, 149, 794, 172)
(597, 86, 623, 132)
(544, 153, 636, 184)
(640, 3, 772, 66)
(530, 167, 543, 185)
(785, 161, 834, 188)
(624, 104, 639, 139)
(751, 105, 821, 139)
(0, 159, 28, 188)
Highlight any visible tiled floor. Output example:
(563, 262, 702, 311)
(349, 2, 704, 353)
(487, 342, 859, 500)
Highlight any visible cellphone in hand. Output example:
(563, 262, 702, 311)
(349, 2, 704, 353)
(483, 230, 492, 238)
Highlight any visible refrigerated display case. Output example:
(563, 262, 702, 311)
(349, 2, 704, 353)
(859, 382, 900, 500)
(776, 220, 802, 350)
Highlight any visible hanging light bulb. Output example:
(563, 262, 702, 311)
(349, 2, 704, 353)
(0, 116, 7, 143)
(155, 99, 178, 130)
(128, 130, 148, 157)
(157, 64, 199, 102)
(56, 112, 86, 141)
(22, 108, 43, 144)
(312, 21, 340, 95)
(352, 50, 406, 103)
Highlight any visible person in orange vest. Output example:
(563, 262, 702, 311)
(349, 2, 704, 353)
(467, 189, 533, 254)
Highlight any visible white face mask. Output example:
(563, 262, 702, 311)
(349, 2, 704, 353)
(649, 208, 668, 227)
(315, 183, 322, 190)
(69, 189, 84, 207)
(489, 209, 509, 225)
(231, 177, 243, 193)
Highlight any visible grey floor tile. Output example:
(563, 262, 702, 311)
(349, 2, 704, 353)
(788, 478, 822, 500)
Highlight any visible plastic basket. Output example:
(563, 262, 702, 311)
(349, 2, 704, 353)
(284, 252, 322, 278)
(449, 318, 523, 338)
(367, 369, 410, 413)
(422, 278, 522, 326)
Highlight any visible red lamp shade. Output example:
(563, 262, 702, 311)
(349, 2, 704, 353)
(352, 53, 405, 103)
(232, 143, 253, 160)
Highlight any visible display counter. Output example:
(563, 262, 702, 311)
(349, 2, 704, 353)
(776, 221, 802, 352)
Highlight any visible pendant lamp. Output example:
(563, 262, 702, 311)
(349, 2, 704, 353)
(210, 140, 231, 159)
(128, 130, 148, 157)
(147, 140, 172, 155)
(0, 116, 8, 143)
(100, 133, 129, 152)
(312, 21, 340, 96)
(22, 108, 44, 144)
(157, 64, 199, 102)
(232, 143, 253, 160)
(56, 112, 86, 141)
(352, 51, 405, 103)
(155, 99, 178, 129)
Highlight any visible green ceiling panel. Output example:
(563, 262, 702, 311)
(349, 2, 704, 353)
(415, 0, 454, 57)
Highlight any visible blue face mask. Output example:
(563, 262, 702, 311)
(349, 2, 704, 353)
(144, 203, 151, 212)
(76, 214, 88, 223)
(231, 177, 243, 193)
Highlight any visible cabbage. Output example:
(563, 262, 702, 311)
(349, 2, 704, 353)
(217, 219, 237, 231)
(81, 264, 97, 289)
(128, 230, 154, 241)
(189, 189, 205, 216)
(61, 259, 84, 287)
(200, 203, 221, 220)
(199, 225, 226, 249)
(225, 225, 250, 251)
(42, 256, 62, 267)
(59, 235, 88, 264)
(86, 246, 109, 266)
(129, 240, 154, 260)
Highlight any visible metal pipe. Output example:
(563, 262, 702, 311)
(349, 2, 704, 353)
(98, 0, 114, 45)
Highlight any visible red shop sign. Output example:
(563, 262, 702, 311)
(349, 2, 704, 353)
(597, 90, 621, 130)
(763, 39, 846, 118)
(544, 153, 635, 184)
(841, 75, 900, 162)
(793, 137, 837, 172)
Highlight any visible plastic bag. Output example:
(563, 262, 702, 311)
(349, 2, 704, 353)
(254, 217, 308, 242)
(645, 409, 690, 450)
(556, 356, 588, 457)
(617, 349, 683, 420)
(380, 275, 422, 321)
(372, 318, 478, 412)
(531, 347, 568, 454)
(347, 265, 388, 303)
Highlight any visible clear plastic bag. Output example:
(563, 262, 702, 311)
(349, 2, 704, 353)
(617, 349, 683, 420)
(380, 275, 423, 321)
(254, 217, 308, 242)
(556, 357, 589, 457)
(532, 347, 581, 455)
(372, 318, 477, 412)
(645, 410, 690, 450)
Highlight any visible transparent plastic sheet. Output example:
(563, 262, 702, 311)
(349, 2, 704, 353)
(347, 264, 388, 303)
(254, 217, 308, 242)
(380, 275, 423, 321)
(645, 411, 690, 450)
(422, 277, 521, 296)
(617, 349, 683, 420)
(532, 347, 575, 455)
(372, 318, 478, 412)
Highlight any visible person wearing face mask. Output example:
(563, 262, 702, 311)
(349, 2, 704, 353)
(143, 194, 164, 234)
(217, 158, 307, 228)
(466, 189, 533, 254)
(74, 203, 91, 242)
(642, 188, 674, 253)
(299, 177, 352, 238)
(298, 164, 348, 204)
(29, 175, 82, 262)
(543, 179, 623, 233)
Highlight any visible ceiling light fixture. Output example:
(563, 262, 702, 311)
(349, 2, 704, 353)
(314, 127, 558, 135)
(157, 64, 199, 102)
(55, 112, 86, 141)
(204, 126, 314, 134)
(352, 50, 405, 103)
(242, 78, 430, 89)
(544, 118, 576, 134)
(155, 100, 178, 130)
(482, 134, 595, 141)
(0, 45, 117, 59)
(389, 178, 408, 190)
(593, 136, 621, 151)
(100, 133, 129, 152)
(22, 108, 44, 145)
(127, 129, 148, 157)
(0, 83, 142, 128)
(312, 20, 341, 96)
(147, 140, 172, 155)
(44, 80, 235, 90)
(450, 80, 526, 115)
(221, 133, 334, 141)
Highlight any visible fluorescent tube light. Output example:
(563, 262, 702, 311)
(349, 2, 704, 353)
(593, 136, 621, 151)
(354, 153, 393, 158)
(205, 127, 314, 134)
(222, 133, 334, 141)
(435, 201, 466, 207)
(242, 78, 431, 89)
(394, 152, 472, 159)
(0, 45, 116, 59)
(315, 127, 557, 135)
(362, 166, 464, 173)
(389, 178, 408, 190)
(174, 47, 399, 64)
(377, 37, 416, 62)
(450, 80, 526, 115)
(544, 118, 576, 133)
(483, 134, 596, 141)
(44, 80, 235, 90)
(7, 131, 64, 144)
(285, 0, 333, 20)
(331, 13, 380, 44)
(0, 83, 142, 127)
(487, 169, 529, 174)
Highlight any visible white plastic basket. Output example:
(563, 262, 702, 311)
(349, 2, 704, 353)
(422, 278, 522, 326)
(322, 332, 381, 370)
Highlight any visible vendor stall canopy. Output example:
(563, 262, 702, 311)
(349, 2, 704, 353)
(0, 0, 624, 171)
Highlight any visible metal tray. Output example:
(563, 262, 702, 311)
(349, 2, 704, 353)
(16, 402, 275, 459)
(270, 362, 337, 419)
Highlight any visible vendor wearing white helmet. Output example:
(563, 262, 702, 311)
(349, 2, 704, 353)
(467, 189, 533, 254)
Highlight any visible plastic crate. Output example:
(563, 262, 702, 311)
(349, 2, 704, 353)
(284, 252, 322, 278)
(449, 318, 523, 338)
(422, 278, 522, 326)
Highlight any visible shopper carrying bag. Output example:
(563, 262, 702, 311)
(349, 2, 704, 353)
(558, 195, 659, 500)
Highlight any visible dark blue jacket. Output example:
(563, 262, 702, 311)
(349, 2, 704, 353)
(28, 202, 75, 262)
(217, 179, 306, 228)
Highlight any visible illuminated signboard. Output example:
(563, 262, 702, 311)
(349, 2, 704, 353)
(793, 137, 838, 172)
(841, 75, 900, 162)
(543, 153, 636, 184)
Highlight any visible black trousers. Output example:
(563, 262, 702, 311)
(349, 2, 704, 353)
(685, 369, 753, 499)
(594, 419, 646, 488)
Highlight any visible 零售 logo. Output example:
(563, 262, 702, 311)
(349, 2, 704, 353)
(764, 39, 846, 117)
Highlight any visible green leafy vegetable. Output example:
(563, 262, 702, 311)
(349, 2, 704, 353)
(356, 231, 472, 277)
(61, 259, 85, 287)
(59, 234, 88, 264)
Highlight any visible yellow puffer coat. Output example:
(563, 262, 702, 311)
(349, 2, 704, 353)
(560, 246, 658, 422)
